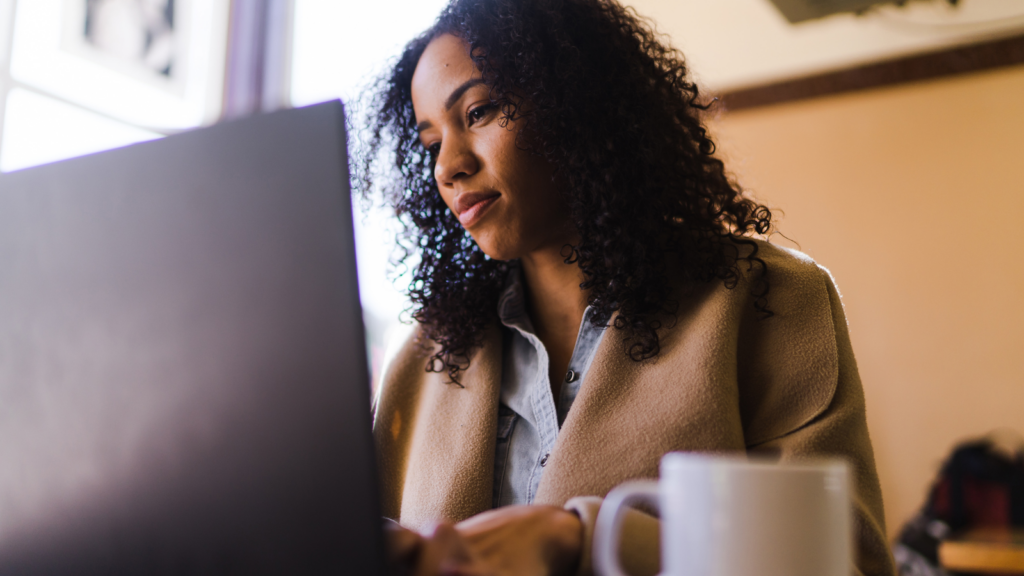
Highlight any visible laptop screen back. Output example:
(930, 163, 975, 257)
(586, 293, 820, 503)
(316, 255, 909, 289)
(0, 102, 385, 575)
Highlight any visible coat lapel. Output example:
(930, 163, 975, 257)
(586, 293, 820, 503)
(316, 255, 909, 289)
(534, 283, 750, 506)
(533, 244, 841, 506)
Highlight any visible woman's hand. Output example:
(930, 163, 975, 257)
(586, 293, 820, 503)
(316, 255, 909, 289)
(385, 505, 583, 576)
(386, 521, 477, 576)
(456, 505, 583, 575)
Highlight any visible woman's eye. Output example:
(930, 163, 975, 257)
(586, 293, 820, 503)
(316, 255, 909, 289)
(467, 104, 495, 126)
(426, 143, 440, 157)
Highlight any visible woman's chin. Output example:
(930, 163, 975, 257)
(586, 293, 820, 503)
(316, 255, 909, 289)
(472, 234, 522, 262)
(472, 226, 575, 263)
(478, 245, 521, 262)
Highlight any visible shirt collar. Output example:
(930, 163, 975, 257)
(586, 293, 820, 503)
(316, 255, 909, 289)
(497, 261, 608, 336)
(497, 262, 533, 333)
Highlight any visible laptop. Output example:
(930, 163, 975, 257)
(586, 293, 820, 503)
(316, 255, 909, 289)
(0, 101, 386, 574)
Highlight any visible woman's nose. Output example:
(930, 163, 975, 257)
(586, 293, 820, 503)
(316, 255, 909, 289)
(434, 138, 479, 188)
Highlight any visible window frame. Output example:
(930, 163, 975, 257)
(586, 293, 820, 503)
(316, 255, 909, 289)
(0, 0, 16, 155)
(0, 0, 288, 172)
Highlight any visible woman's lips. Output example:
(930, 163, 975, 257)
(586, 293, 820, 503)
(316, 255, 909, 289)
(454, 191, 500, 228)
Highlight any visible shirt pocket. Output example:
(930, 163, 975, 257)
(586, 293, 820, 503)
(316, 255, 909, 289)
(492, 404, 519, 508)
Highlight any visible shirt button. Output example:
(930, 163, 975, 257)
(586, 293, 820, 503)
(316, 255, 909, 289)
(540, 453, 550, 467)
(565, 369, 577, 383)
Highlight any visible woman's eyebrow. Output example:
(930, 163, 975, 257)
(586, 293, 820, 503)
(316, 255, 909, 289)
(416, 78, 487, 133)
(444, 78, 486, 111)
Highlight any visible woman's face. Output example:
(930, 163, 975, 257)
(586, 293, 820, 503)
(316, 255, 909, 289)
(411, 34, 571, 261)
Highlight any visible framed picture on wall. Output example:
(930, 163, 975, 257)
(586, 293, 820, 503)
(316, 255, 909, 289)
(9, 0, 230, 129)
(65, 0, 182, 92)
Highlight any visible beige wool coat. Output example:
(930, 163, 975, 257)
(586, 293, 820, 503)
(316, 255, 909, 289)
(372, 242, 896, 576)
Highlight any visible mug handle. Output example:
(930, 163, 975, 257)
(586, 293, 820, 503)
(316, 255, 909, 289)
(593, 480, 661, 576)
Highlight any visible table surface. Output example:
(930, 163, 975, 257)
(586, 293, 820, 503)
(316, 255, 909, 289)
(939, 527, 1024, 574)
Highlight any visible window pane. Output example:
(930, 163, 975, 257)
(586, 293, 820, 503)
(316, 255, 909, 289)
(1, 87, 161, 173)
(0, 0, 13, 67)
(291, 0, 448, 381)
(9, 0, 229, 130)
(290, 0, 450, 107)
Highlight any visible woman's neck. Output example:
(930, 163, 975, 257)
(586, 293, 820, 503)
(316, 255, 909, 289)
(520, 241, 589, 397)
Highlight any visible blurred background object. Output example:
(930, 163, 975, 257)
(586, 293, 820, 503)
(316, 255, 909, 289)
(0, 0, 1022, 544)
(85, 0, 176, 76)
(893, 431, 1024, 575)
(767, 0, 966, 24)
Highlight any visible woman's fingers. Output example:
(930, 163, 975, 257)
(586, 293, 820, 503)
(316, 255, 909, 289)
(384, 521, 484, 576)
(385, 521, 424, 561)
(415, 522, 484, 576)
(390, 507, 583, 576)
(454, 505, 583, 576)
(384, 521, 424, 576)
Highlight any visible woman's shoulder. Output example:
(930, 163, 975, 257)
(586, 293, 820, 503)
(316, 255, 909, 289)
(723, 239, 850, 446)
(695, 239, 842, 329)
(741, 239, 837, 299)
(676, 239, 842, 325)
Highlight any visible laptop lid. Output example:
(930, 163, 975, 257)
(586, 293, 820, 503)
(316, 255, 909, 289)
(0, 101, 385, 575)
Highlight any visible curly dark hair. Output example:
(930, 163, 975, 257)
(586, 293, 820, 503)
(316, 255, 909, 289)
(357, 0, 773, 382)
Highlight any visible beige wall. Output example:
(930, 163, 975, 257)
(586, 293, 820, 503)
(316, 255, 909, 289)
(709, 65, 1024, 538)
(626, 0, 1024, 91)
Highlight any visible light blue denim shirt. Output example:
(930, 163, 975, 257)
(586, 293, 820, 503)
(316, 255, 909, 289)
(492, 265, 606, 508)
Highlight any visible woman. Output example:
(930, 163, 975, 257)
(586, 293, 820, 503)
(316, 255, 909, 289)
(362, 0, 895, 575)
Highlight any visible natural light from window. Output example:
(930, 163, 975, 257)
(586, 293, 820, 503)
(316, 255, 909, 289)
(0, 0, 228, 173)
(1, 87, 161, 173)
(291, 0, 450, 375)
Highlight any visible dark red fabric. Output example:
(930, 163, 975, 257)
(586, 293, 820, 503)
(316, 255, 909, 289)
(931, 478, 1011, 528)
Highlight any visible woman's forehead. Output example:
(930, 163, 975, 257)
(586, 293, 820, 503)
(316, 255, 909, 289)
(411, 34, 483, 117)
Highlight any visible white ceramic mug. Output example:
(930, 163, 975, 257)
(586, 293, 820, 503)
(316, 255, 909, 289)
(594, 453, 852, 576)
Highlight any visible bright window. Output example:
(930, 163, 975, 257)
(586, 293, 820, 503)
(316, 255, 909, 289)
(0, 0, 443, 380)
(0, 0, 228, 173)
(291, 0, 450, 374)
(291, 0, 449, 107)
(1, 87, 160, 172)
